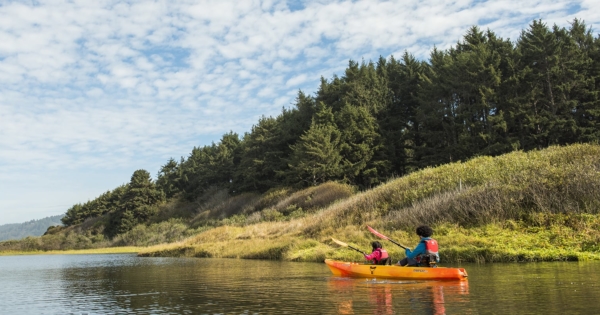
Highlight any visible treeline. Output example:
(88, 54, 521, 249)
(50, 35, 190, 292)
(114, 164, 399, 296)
(0, 215, 64, 241)
(62, 19, 600, 234)
(62, 170, 165, 236)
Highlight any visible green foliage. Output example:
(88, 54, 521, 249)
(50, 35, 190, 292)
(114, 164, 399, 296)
(62, 185, 126, 226)
(106, 170, 165, 236)
(287, 103, 343, 186)
(177, 132, 242, 200)
(337, 103, 385, 186)
(379, 52, 425, 175)
(156, 158, 181, 199)
(236, 116, 283, 192)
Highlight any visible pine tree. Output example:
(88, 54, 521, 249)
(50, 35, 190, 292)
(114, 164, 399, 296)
(156, 158, 181, 199)
(565, 19, 600, 142)
(336, 103, 383, 187)
(417, 47, 460, 166)
(106, 169, 165, 236)
(452, 26, 507, 156)
(287, 104, 343, 186)
(235, 116, 282, 192)
(382, 52, 426, 174)
(513, 20, 578, 149)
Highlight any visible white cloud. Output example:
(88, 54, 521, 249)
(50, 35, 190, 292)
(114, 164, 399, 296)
(1, 0, 599, 224)
(286, 74, 308, 87)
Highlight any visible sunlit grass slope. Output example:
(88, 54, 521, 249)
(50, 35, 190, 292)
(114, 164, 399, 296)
(140, 144, 600, 263)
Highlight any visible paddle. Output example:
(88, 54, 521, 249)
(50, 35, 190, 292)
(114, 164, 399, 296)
(367, 225, 409, 250)
(331, 237, 366, 255)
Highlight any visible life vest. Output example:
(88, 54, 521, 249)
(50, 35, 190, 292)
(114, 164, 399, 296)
(416, 238, 439, 266)
(373, 248, 389, 265)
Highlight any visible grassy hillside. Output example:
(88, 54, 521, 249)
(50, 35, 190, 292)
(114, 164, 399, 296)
(137, 144, 600, 263)
(3, 144, 600, 263)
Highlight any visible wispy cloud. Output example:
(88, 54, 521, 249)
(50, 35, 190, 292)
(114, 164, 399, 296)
(1, 0, 598, 224)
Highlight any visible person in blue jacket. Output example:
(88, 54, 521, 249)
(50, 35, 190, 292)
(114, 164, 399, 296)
(397, 225, 440, 267)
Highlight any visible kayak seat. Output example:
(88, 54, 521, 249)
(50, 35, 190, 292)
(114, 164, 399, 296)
(419, 254, 438, 268)
(377, 257, 391, 265)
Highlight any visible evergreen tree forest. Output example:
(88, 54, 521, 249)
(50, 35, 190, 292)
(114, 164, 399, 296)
(61, 19, 600, 234)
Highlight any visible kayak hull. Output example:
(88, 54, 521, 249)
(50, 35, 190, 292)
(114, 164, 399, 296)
(325, 259, 468, 281)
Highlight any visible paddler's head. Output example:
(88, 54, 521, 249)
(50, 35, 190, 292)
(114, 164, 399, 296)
(371, 241, 382, 250)
(416, 225, 433, 238)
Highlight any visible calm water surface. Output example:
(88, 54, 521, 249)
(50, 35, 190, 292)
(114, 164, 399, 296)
(1, 254, 599, 314)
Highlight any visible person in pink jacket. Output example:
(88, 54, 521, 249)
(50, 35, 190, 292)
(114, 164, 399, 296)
(364, 241, 391, 265)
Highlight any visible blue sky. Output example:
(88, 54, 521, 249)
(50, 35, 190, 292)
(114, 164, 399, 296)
(1, 0, 599, 225)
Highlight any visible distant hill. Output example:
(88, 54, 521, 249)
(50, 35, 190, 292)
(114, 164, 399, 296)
(0, 215, 64, 241)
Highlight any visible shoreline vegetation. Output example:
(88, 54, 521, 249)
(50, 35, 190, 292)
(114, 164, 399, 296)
(3, 144, 600, 263)
(0, 246, 142, 256)
(2, 19, 600, 264)
(135, 144, 600, 263)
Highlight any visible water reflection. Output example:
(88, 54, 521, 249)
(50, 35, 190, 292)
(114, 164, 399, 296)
(328, 277, 469, 315)
(368, 283, 392, 315)
(1, 255, 600, 314)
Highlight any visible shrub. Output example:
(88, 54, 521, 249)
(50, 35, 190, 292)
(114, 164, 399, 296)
(111, 219, 190, 246)
(261, 209, 284, 222)
(253, 187, 293, 212)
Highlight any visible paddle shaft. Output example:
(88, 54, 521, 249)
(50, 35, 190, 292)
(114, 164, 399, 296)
(347, 245, 366, 255)
(387, 239, 408, 250)
(367, 225, 409, 250)
(331, 237, 366, 255)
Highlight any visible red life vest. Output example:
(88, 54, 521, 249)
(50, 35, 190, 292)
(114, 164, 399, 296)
(374, 248, 389, 264)
(416, 238, 439, 264)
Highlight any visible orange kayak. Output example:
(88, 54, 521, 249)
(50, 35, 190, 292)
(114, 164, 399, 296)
(325, 259, 468, 281)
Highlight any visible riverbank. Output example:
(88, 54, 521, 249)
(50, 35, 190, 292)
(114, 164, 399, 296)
(138, 212, 600, 263)
(0, 246, 142, 256)
(138, 144, 600, 263)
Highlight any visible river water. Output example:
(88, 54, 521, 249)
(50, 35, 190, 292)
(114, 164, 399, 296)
(0, 254, 599, 314)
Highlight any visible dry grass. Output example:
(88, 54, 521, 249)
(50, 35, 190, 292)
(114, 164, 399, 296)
(140, 212, 600, 263)
(253, 187, 294, 211)
(273, 181, 355, 213)
(302, 144, 600, 234)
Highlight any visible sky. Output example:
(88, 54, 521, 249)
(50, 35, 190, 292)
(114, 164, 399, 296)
(1, 0, 599, 225)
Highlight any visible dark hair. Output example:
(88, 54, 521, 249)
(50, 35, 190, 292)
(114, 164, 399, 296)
(416, 225, 433, 237)
(371, 241, 382, 250)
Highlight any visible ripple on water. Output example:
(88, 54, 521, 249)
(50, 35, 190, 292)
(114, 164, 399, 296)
(1, 255, 600, 314)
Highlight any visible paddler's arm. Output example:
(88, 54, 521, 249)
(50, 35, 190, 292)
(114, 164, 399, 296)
(405, 242, 426, 259)
(364, 250, 380, 261)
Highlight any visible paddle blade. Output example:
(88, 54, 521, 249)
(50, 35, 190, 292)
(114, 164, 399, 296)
(367, 225, 390, 240)
(331, 237, 348, 248)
